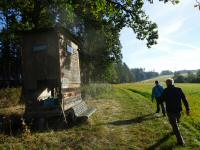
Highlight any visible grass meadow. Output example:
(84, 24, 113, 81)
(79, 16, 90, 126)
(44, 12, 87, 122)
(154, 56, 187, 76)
(0, 78, 200, 149)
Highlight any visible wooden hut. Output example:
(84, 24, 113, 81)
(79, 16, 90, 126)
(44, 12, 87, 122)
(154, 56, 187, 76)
(21, 28, 95, 126)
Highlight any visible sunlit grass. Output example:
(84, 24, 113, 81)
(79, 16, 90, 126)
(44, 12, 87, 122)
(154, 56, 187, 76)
(0, 81, 200, 149)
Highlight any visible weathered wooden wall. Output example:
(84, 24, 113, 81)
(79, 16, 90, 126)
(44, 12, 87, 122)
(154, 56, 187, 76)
(21, 30, 61, 109)
(58, 32, 81, 102)
(21, 29, 83, 117)
(22, 30, 60, 90)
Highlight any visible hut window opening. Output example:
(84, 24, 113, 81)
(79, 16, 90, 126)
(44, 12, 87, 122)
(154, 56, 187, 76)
(32, 44, 48, 52)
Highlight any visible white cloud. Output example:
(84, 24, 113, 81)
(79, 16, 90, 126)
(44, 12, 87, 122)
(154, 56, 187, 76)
(161, 38, 200, 50)
(160, 19, 185, 36)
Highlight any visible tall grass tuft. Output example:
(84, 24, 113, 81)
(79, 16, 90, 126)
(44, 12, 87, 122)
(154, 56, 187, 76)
(0, 88, 21, 108)
(81, 83, 113, 100)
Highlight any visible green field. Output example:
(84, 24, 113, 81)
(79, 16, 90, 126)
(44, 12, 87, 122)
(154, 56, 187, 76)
(0, 80, 200, 149)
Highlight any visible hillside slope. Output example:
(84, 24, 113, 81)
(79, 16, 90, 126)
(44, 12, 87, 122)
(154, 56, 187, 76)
(139, 75, 173, 83)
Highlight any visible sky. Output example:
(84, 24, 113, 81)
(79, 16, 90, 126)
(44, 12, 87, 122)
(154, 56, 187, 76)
(120, 0, 200, 72)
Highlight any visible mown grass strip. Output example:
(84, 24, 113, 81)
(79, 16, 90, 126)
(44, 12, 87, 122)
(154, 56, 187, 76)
(127, 88, 151, 99)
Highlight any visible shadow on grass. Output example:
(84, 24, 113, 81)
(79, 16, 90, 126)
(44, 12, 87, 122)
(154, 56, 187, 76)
(108, 113, 162, 126)
(146, 132, 174, 150)
(0, 113, 88, 136)
(0, 113, 23, 135)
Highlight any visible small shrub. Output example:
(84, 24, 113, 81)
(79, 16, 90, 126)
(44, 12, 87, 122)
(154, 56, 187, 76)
(21, 118, 31, 139)
(0, 88, 21, 108)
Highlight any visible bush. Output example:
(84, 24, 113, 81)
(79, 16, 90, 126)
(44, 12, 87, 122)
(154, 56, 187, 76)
(173, 71, 200, 83)
(174, 75, 186, 83)
(81, 83, 113, 100)
(0, 88, 21, 108)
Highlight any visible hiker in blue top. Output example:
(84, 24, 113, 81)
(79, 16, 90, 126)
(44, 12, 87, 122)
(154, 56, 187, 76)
(152, 80, 166, 116)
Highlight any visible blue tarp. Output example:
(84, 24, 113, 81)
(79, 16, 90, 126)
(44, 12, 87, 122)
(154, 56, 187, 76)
(43, 98, 58, 108)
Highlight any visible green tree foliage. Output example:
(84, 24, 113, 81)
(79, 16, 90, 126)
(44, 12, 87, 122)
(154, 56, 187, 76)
(187, 72, 196, 83)
(173, 73, 186, 83)
(0, 0, 177, 86)
(160, 70, 173, 75)
(173, 70, 200, 83)
(0, 1, 22, 87)
(196, 70, 200, 82)
(114, 62, 135, 83)
(87, 61, 135, 84)
(131, 68, 159, 81)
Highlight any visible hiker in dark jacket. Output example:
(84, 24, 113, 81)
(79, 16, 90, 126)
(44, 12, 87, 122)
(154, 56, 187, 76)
(162, 78, 190, 146)
(152, 80, 166, 115)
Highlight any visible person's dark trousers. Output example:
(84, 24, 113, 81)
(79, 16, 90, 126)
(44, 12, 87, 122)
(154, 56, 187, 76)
(167, 113, 185, 145)
(155, 97, 166, 115)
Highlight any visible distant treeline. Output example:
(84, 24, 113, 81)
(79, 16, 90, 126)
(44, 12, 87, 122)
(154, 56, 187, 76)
(173, 70, 200, 83)
(99, 64, 171, 83)
(130, 68, 159, 82)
